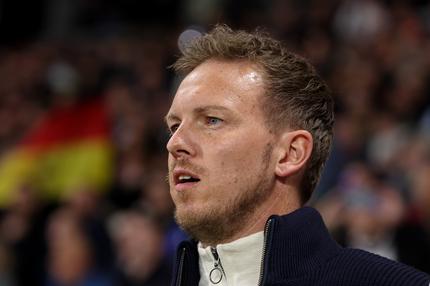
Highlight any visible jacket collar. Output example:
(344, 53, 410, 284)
(260, 207, 342, 285)
(171, 239, 199, 286)
(171, 207, 342, 286)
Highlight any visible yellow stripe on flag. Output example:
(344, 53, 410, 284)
(0, 140, 114, 206)
(0, 149, 38, 206)
(35, 140, 114, 200)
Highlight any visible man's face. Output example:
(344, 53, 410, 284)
(166, 60, 277, 244)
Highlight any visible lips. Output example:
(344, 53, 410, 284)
(173, 169, 201, 191)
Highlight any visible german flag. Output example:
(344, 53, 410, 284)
(0, 97, 114, 207)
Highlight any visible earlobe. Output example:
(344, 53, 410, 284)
(275, 130, 313, 178)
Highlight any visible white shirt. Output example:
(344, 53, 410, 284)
(198, 231, 264, 286)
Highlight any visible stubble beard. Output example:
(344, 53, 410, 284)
(173, 144, 274, 245)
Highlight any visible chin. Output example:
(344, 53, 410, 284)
(175, 202, 201, 219)
(175, 203, 208, 226)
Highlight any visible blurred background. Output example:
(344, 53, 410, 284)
(0, 0, 429, 285)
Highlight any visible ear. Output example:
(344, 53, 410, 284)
(275, 130, 313, 178)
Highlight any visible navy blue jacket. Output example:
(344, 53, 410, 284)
(171, 207, 430, 285)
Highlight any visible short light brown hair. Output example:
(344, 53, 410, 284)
(173, 24, 334, 204)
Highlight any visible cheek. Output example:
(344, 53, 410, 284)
(219, 139, 265, 167)
(207, 141, 266, 184)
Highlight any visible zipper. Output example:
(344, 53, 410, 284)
(175, 247, 186, 286)
(209, 247, 226, 284)
(258, 218, 274, 286)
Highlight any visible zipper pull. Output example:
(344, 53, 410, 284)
(209, 247, 224, 284)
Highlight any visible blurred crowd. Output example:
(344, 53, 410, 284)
(0, 0, 430, 285)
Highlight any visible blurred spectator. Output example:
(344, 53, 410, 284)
(109, 208, 171, 286)
(317, 163, 405, 260)
(0, 183, 52, 286)
(64, 187, 115, 273)
(45, 207, 113, 286)
(140, 166, 188, 265)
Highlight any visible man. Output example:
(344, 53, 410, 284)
(165, 25, 430, 286)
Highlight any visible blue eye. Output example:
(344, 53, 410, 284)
(206, 117, 222, 126)
(169, 124, 180, 135)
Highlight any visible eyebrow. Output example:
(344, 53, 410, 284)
(164, 105, 232, 125)
(194, 105, 231, 114)
(164, 113, 179, 125)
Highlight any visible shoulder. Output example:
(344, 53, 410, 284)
(319, 248, 430, 286)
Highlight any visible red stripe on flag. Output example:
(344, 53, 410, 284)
(21, 97, 110, 150)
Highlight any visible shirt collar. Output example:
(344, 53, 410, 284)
(198, 231, 264, 286)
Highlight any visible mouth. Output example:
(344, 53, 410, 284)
(173, 170, 201, 190)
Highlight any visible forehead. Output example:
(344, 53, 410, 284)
(168, 60, 265, 116)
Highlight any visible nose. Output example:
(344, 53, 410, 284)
(166, 125, 196, 159)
